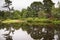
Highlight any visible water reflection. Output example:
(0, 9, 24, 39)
(21, 25, 54, 40)
(3, 24, 15, 40)
(0, 23, 60, 40)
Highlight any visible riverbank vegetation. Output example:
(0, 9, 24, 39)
(0, 0, 60, 25)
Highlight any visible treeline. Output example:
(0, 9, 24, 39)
(0, 0, 60, 20)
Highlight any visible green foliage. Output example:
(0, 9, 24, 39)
(43, 0, 54, 18)
(43, 0, 54, 12)
(21, 9, 28, 18)
(31, 2, 43, 12)
(52, 2, 60, 20)
(30, 2, 43, 17)
(0, 11, 4, 19)
(27, 7, 37, 17)
(12, 10, 21, 19)
(4, 0, 12, 11)
(0, 0, 60, 22)
(38, 10, 46, 18)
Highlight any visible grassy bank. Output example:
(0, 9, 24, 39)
(2, 18, 60, 25)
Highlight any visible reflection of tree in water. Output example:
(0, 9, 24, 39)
(0, 23, 60, 40)
(54, 24, 60, 40)
(21, 24, 60, 40)
(4, 35, 13, 40)
(31, 26, 54, 40)
(3, 24, 15, 40)
(0, 23, 22, 40)
(0, 23, 21, 40)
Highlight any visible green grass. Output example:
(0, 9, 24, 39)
(2, 19, 25, 24)
(2, 18, 60, 25)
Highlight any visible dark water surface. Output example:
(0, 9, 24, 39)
(0, 23, 60, 40)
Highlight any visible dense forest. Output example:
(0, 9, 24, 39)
(0, 0, 60, 27)
(0, 0, 60, 20)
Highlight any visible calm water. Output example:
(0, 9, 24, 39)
(0, 28, 33, 40)
(0, 23, 60, 40)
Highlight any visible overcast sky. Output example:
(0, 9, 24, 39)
(0, 0, 60, 10)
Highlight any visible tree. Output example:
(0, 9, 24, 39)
(0, 11, 4, 19)
(27, 7, 37, 17)
(3, 0, 14, 19)
(58, 2, 60, 8)
(38, 10, 46, 18)
(3, 0, 12, 11)
(12, 10, 21, 19)
(52, 2, 60, 20)
(58, 2, 60, 13)
(43, 0, 54, 18)
(21, 9, 28, 18)
(30, 2, 43, 17)
(54, 2, 60, 20)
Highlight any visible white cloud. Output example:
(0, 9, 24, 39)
(11, 0, 43, 10)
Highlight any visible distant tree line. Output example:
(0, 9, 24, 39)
(0, 0, 60, 20)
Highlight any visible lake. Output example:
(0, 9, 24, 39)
(0, 23, 60, 40)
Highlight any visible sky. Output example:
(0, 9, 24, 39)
(0, 0, 60, 10)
